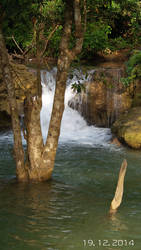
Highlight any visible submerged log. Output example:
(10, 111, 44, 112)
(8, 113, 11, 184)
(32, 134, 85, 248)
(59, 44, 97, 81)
(110, 159, 127, 214)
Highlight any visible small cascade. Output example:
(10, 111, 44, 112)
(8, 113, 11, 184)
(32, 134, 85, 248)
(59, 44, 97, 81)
(67, 69, 93, 118)
(40, 68, 112, 147)
(113, 69, 123, 119)
(68, 67, 127, 128)
(106, 68, 123, 127)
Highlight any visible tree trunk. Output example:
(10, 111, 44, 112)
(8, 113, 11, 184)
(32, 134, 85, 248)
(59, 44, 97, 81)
(0, 0, 85, 182)
(25, 0, 84, 181)
(42, 69, 69, 179)
(41, 0, 84, 179)
(36, 28, 42, 97)
(0, 26, 28, 181)
(24, 96, 44, 181)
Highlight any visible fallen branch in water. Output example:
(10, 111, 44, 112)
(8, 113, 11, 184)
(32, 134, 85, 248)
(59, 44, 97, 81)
(110, 159, 127, 214)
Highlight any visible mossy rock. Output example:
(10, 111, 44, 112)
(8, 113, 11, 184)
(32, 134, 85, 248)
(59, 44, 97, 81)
(0, 62, 37, 116)
(112, 107, 141, 148)
(132, 93, 141, 107)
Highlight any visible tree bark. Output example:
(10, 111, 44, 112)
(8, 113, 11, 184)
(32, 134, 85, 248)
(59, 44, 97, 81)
(0, 0, 85, 182)
(41, 0, 84, 179)
(26, 0, 84, 181)
(24, 96, 44, 181)
(42, 69, 69, 179)
(36, 28, 42, 97)
(0, 26, 28, 181)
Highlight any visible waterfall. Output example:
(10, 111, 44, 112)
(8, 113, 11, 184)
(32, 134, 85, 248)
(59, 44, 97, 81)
(40, 68, 112, 147)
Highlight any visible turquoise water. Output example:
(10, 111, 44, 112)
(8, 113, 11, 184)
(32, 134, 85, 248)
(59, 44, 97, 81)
(0, 131, 141, 250)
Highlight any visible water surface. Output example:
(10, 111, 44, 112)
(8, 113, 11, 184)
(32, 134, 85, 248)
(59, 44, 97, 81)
(0, 69, 140, 249)
(0, 132, 141, 250)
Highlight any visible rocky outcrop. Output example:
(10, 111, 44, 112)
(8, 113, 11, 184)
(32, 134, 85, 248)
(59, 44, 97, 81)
(0, 62, 36, 129)
(69, 68, 132, 127)
(112, 107, 141, 149)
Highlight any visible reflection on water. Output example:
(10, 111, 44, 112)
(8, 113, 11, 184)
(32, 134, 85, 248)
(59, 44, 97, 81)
(109, 213, 128, 231)
(0, 133, 141, 249)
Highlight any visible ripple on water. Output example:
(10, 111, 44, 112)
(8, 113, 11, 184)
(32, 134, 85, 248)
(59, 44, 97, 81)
(0, 127, 141, 248)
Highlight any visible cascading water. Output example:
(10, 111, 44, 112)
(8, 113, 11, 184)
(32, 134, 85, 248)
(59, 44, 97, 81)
(40, 68, 112, 147)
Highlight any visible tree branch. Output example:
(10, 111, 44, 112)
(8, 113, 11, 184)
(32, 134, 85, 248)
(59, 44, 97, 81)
(83, 0, 87, 34)
(110, 159, 127, 214)
(23, 44, 33, 56)
(11, 52, 24, 60)
(59, 4, 73, 53)
(0, 27, 28, 180)
(12, 35, 24, 54)
(41, 24, 60, 57)
(71, 0, 84, 57)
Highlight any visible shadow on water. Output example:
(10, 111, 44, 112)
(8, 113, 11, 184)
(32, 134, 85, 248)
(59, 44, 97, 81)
(0, 179, 77, 250)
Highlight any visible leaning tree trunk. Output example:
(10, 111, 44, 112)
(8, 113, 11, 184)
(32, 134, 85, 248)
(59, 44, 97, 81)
(41, 0, 84, 179)
(0, 26, 28, 181)
(41, 69, 69, 180)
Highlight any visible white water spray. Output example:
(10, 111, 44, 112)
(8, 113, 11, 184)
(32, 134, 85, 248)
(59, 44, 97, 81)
(40, 68, 112, 147)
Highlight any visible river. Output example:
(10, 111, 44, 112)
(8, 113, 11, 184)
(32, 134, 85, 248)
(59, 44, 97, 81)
(0, 68, 141, 250)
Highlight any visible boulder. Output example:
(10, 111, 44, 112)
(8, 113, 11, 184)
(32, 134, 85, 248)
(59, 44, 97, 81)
(112, 107, 141, 149)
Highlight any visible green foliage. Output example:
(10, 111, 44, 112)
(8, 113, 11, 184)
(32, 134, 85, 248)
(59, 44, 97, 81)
(1, 0, 64, 56)
(42, 0, 64, 22)
(32, 0, 64, 26)
(1, 0, 34, 50)
(121, 50, 141, 88)
(126, 51, 141, 75)
(85, 0, 141, 55)
(71, 82, 85, 94)
(121, 77, 131, 87)
(82, 22, 111, 57)
(45, 26, 63, 57)
(1, 0, 141, 59)
(109, 37, 130, 51)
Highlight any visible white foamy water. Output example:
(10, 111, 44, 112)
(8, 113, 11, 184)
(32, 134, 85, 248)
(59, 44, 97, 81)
(40, 68, 112, 147)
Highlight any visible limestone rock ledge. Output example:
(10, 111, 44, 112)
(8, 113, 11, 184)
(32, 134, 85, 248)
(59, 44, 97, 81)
(69, 68, 132, 127)
(112, 107, 141, 149)
(0, 63, 36, 129)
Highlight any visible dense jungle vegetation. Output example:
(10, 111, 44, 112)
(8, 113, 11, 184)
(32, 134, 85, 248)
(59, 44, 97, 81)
(1, 0, 141, 60)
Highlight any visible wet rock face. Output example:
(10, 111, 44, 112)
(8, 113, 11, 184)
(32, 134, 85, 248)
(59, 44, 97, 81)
(68, 68, 132, 127)
(0, 111, 11, 130)
(0, 62, 36, 130)
(112, 107, 141, 149)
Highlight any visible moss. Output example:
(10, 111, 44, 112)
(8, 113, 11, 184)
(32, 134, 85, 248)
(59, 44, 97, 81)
(132, 94, 141, 107)
(0, 62, 37, 119)
(112, 107, 141, 149)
